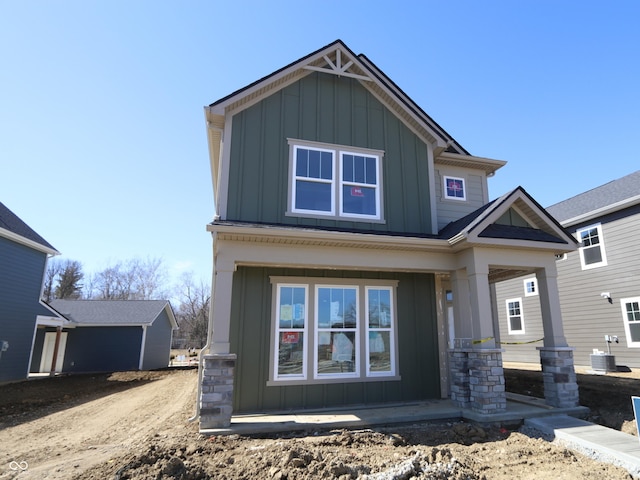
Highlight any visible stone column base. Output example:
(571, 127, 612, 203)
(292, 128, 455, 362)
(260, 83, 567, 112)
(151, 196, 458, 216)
(449, 348, 506, 414)
(538, 347, 579, 408)
(199, 353, 236, 429)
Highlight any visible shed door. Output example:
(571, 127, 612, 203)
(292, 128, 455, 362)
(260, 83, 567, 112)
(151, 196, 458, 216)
(39, 332, 68, 373)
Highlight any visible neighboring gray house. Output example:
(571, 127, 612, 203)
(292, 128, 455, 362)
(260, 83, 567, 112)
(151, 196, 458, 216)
(32, 299, 178, 374)
(199, 40, 581, 430)
(496, 170, 640, 368)
(0, 201, 60, 384)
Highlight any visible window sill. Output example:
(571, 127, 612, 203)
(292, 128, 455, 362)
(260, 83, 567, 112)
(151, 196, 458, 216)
(267, 375, 401, 387)
(285, 211, 386, 224)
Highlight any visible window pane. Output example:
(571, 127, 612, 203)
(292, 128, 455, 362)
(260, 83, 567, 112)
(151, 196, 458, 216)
(316, 331, 356, 374)
(342, 185, 377, 215)
(630, 323, 640, 343)
(295, 180, 331, 212)
(583, 245, 602, 265)
(278, 332, 304, 375)
(318, 287, 357, 328)
(510, 316, 522, 331)
(369, 331, 391, 372)
(279, 287, 305, 328)
(354, 155, 365, 183)
(343, 154, 354, 182)
(627, 302, 640, 321)
(368, 288, 391, 328)
(296, 149, 309, 177)
(321, 151, 333, 180)
(365, 156, 377, 185)
(308, 149, 320, 178)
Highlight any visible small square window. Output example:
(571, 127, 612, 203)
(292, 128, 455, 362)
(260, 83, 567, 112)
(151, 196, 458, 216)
(443, 176, 466, 201)
(524, 278, 537, 297)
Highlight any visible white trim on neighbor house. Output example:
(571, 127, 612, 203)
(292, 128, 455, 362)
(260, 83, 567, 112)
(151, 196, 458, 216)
(506, 297, 525, 335)
(576, 223, 608, 270)
(621, 296, 640, 348)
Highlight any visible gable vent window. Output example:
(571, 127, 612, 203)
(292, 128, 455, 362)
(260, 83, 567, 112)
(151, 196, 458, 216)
(577, 224, 607, 270)
(289, 140, 383, 222)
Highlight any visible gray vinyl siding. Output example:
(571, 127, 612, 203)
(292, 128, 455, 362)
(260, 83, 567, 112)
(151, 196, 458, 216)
(0, 236, 48, 383)
(141, 309, 173, 370)
(435, 168, 488, 230)
(229, 266, 440, 413)
(226, 71, 434, 235)
(496, 204, 640, 368)
(62, 326, 143, 373)
(494, 278, 545, 363)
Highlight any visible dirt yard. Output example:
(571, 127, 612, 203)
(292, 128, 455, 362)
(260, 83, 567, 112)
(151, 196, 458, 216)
(1, 365, 639, 479)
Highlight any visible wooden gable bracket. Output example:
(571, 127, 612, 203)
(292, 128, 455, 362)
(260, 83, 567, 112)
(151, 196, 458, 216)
(303, 47, 372, 81)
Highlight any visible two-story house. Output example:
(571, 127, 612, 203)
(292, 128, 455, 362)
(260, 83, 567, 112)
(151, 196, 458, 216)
(199, 40, 581, 430)
(0, 201, 59, 383)
(496, 170, 640, 370)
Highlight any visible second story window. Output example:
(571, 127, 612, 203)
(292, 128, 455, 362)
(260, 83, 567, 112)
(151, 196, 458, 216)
(289, 140, 383, 221)
(577, 224, 607, 270)
(443, 175, 466, 201)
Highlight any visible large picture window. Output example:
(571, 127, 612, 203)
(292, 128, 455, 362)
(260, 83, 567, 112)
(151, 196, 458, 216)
(577, 224, 607, 270)
(289, 140, 383, 221)
(621, 297, 640, 347)
(270, 278, 398, 384)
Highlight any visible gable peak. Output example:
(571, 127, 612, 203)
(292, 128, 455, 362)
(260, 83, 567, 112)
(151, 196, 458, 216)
(303, 45, 372, 82)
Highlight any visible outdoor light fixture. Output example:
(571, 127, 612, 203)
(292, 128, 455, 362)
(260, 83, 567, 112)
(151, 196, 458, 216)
(601, 292, 613, 304)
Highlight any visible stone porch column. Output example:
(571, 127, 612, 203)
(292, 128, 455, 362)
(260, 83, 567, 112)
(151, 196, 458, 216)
(535, 265, 580, 408)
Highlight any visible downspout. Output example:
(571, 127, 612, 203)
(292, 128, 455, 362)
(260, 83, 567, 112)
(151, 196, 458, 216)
(188, 230, 217, 422)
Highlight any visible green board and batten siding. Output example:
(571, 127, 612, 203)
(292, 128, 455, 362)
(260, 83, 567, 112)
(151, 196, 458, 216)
(227, 72, 434, 235)
(229, 266, 440, 413)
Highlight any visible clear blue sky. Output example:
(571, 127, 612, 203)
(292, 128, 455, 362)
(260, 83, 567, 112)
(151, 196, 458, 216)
(2, 1, 638, 287)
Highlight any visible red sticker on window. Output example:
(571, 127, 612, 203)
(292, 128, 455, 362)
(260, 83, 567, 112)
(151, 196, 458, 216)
(282, 332, 299, 344)
(351, 187, 364, 197)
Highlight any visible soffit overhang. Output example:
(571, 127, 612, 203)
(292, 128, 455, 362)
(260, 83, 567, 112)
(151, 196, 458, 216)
(435, 152, 507, 176)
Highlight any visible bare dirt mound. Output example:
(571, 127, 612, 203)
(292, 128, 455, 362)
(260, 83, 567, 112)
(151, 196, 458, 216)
(1, 367, 638, 479)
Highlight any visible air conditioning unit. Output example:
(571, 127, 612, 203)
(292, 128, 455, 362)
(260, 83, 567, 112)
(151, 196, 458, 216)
(590, 353, 616, 373)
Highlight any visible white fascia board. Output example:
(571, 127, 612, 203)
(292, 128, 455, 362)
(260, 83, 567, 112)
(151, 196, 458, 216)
(36, 315, 75, 328)
(436, 152, 507, 176)
(0, 228, 60, 256)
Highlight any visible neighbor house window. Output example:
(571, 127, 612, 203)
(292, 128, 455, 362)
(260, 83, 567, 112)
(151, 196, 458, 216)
(621, 297, 640, 347)
(524, 278, 537, 297)
(443, 175, 466, 201)
(270, 278, 398, 385)
(506, 298, 525, 334)
(289, 140, 383, 221)
(577, 224, 607, 270)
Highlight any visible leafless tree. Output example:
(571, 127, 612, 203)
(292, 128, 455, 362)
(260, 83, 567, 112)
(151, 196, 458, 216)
(43, 258, 84, 301)
(173, 272, 210, 348)
(87, 257, 168, 300)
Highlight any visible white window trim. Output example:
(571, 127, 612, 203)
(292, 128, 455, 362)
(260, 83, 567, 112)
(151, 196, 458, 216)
(523, 278, 538, 297)
(621, 297, 640, 348)
(287, 139, 385, 222)
(443, 175, 466, 201)
(273, 284, 309, 381)
(268, 277, 399, 386)
(365, 286, 396, 377)
(506, 297, 525, 335)
(577, 223, 608, 270)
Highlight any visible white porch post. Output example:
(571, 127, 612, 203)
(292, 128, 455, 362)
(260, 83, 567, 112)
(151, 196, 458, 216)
(210, 264, 235, 354)
(535, 263, 579, 408)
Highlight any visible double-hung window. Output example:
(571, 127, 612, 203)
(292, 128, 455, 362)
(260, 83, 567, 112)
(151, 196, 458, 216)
(270, 277, 398, 384)
(577, 224, 607, 269)
(506, 298, 524, 334)
(621, 297, 640, 347)
(289, 140, 383, 221)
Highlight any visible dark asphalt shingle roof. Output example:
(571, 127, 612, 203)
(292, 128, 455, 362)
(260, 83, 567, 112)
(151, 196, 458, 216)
(50, 299, 170, 326)
(0, 201, 57, 251)
(546, 170, 640, 223)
